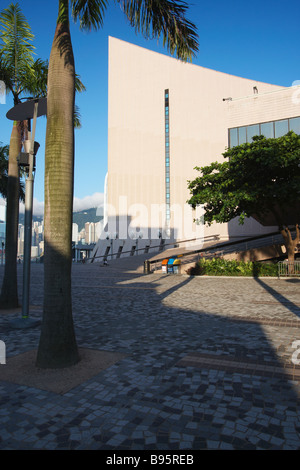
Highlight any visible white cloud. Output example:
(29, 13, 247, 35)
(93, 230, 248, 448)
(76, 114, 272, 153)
(0, 192, 104, 218)
(18, 198, 44, 216)
(73, 192, 104, 213)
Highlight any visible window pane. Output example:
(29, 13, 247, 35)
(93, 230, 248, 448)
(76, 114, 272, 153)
(275, 119, 288, 137)
(289, 117, 300, 134)
(261, 122, 274, 139)
(229, 128, 238, 147)
(247, 124, 260, 142)
(238, 127, 247, 144)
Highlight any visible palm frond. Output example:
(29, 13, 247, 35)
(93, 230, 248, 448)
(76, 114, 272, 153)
(75, 72, 86, 93)
(0, 53, 15, 96)
(74, 104, 82, 129)
(20, 58, 48, 98)
(71, 0, 108, 30)
(117, 0, 198, 61)
(0, 2, 35, 96)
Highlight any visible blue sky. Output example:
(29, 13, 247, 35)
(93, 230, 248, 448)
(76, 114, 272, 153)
(0, 0, 299, 214)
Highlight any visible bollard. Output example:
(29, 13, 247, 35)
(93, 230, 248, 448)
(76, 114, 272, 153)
(144, 260, 151, 274)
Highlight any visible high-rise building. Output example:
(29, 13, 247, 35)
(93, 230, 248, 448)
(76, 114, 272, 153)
(72, 223, 79, 243)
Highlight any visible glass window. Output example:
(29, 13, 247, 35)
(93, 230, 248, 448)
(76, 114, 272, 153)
(247, 124, 260, 142)
(275, 119, 288, 137)
(289, 117, 300, 134)
(238, 127, 247, 144)
(261, 122, 274, 139)
(229, 128, 238, 147)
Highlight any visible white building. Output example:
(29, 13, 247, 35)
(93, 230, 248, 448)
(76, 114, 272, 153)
(92, 37, 300, 262)
(72, 223, 79, 243)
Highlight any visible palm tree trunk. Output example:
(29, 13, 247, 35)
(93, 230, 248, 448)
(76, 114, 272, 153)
(36, 0, 79, 368)
(0, 121, 21, 309)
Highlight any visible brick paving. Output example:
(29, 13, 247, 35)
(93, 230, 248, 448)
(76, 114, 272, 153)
(0, 261, 300, 450)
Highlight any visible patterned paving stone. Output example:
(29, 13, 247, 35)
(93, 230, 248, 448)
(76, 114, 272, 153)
(0, 263, 300, 450)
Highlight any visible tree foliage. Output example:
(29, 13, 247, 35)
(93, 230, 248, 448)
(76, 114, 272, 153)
(188, 131, 300, 260)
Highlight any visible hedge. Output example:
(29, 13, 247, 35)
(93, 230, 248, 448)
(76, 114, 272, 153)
(187, 257, 278, 277)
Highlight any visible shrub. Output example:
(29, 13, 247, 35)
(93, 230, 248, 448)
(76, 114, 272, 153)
(186, 257, 278, 277)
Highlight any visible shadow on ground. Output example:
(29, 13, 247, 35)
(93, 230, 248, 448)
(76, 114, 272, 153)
(0, 263, 300, 450)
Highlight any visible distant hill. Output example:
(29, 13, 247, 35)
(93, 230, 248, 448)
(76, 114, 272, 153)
(72, 208, 103, 232)
(19, 213, 43, 225)
(19, 207, 103, 232)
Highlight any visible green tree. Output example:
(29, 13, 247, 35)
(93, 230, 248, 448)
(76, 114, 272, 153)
(0, 3, 47, 309)
(188, 131, 300, 263)
(36, 0, 198, 369)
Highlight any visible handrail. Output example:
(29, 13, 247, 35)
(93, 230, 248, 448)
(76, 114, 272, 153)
(144, 230, 287, 273)
(83, 229, 288, 271)
(88, 234, 221, 263)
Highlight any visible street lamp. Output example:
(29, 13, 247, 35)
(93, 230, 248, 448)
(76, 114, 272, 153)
(6, 97, 47, 329)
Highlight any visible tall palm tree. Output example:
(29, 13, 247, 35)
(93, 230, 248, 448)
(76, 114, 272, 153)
(0, 3, 86, 310)
(0, 144, 10, 198)
(36, 0, 198, 369)
(0, 3, 42, 309)
(0, 142, 25, 200)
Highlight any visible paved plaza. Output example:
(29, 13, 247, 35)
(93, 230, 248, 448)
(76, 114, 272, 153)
(0, 259, 300, 450)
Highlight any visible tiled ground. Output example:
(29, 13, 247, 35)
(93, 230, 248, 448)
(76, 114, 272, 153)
(0, 262, 300, 450)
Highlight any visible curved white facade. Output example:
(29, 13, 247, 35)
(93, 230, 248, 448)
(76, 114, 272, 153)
(92, 37, 300, 261)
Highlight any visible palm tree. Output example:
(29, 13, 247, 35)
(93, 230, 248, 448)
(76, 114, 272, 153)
(0, 142, 25, 200)
(0, 3, 86, 310)
(0, 3, 42, 309)
(36, 0, 198, 369)
(0, 144, 9, 198)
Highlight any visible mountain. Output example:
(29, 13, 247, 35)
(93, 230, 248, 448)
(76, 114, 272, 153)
(19, 207, 103, 232)
(19, 213, 43, 225)
(72, 208, 103, 232)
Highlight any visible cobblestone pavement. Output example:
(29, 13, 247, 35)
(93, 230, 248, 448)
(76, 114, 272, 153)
(1, 262, 300, 450)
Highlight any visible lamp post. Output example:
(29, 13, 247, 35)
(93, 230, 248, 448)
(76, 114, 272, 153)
(6, 97, 47, 329)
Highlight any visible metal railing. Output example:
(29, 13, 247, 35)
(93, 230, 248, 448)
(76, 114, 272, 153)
(144, 230, 286, 274)
(278, 261, 300, 278)
(88, 234, 220, 264)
